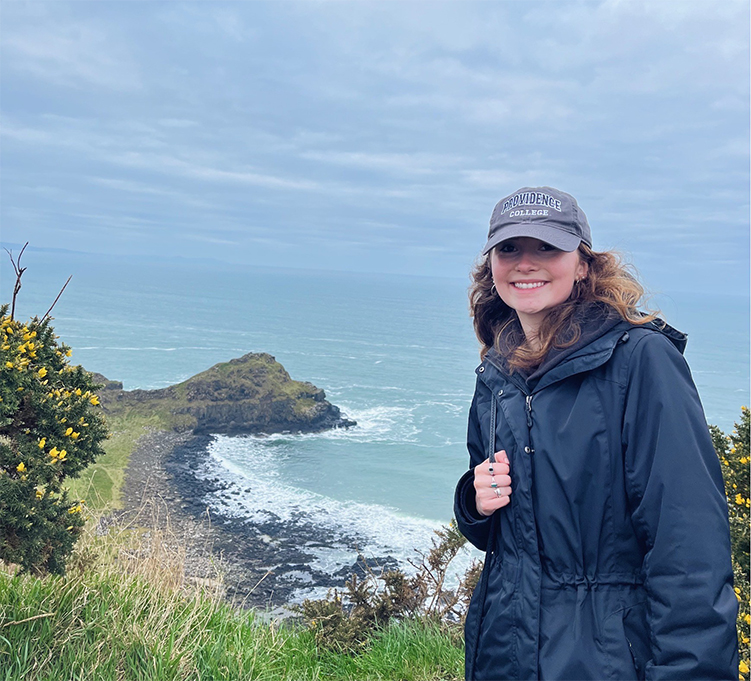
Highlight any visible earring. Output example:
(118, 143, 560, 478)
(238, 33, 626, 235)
(490, 283, 497, 295)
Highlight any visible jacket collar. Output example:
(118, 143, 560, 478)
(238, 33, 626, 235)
(480, 316, 686, 395)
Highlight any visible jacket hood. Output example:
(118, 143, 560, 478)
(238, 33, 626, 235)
(487, 303, 687, 390)
(643, 318, 687, 354)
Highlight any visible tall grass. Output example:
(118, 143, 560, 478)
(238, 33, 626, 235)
(0, 511, 463, 681)
(67, 412, 168, 511)
(0, 571, 463, 680)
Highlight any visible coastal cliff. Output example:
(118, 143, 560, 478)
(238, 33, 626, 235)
(93, 352, 355, 435)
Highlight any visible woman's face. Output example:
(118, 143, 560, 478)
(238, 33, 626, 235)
(491, 236, 588, 334)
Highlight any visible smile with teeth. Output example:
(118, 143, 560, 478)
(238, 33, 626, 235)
(512, 281, 547, 289)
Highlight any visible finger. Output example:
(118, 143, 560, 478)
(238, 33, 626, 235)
(477, 485, 512, 500)
(495, 450, 509, 465)
(495, 493, 511, 508)
(475, 488, 513, 508)
(478, 493, 511, 516)
(484, 461, 510, 476)
(474, 459, 490, 476)
(474, 472, 512, 494)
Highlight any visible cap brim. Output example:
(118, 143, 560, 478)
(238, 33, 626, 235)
(482, 223, 582, 255)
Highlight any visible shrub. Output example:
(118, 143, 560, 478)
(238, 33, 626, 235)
(297, 520, 480, 652)
(711, 407, 750, 679)
(0, 303, 108, 574)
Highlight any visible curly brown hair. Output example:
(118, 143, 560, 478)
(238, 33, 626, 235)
(469, 243, 659, 371)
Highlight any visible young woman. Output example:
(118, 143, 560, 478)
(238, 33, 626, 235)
(454, 187, 739, 681)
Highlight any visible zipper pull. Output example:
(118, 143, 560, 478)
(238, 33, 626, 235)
(525, 394, 533, 427)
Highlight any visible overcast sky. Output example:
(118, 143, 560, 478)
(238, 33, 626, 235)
(1, 1, 749, 294)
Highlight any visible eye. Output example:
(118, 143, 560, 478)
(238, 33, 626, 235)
(538, 243, 560, 253)
(496, 242, 517, 254)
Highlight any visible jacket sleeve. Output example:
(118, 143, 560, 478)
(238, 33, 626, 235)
(454, 386, 493, 551)
(622, 332, 739, 681)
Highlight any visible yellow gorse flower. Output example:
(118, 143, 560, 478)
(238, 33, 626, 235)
(735, 494, 744, 505)
(16, 462, 26, 473)
(38, 438, 46, 449)
(65, 427, 73, 436)
(49, 447, 59, 459)
(89, 395, 100, 406)
(37, 367, 47, 379)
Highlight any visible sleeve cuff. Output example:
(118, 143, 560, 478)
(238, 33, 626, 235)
(455, 469, 489, 525)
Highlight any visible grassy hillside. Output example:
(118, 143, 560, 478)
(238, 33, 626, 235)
(0, 535, 464, 681)
(0, 387, 464, 680)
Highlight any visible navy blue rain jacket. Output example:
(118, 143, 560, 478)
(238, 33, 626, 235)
(454, 320, 738, 681)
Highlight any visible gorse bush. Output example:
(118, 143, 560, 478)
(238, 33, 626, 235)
(711, 406, 750, 680)
(0, 303, 108, 575)
(297, 521, 481, 652)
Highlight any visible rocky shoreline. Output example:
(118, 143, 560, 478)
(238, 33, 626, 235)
(114, 428, 398, 616)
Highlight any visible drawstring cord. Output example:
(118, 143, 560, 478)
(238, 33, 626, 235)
(468, 394, 498, 680)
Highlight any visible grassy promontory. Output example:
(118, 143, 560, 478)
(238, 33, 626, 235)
(70, 352, 356, 511)
(97, 352, 355, 437)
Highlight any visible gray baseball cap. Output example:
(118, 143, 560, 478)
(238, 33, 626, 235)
(482, 186, 592, 255)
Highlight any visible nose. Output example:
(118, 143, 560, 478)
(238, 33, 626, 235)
(515, 249, 538, 272)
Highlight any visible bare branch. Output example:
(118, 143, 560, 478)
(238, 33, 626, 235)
(42, 275, 73, 322)
(4, 242, 29, 321)
(3, 612, 54, 627)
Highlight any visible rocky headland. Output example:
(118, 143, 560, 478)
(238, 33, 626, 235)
(98, 354, 373, 613)
(94, 352, 356, 435)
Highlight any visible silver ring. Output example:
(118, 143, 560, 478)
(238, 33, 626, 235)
(490, 478, 498, 489)
(494, 489, 503, 498)
(488, 464, 494, 474)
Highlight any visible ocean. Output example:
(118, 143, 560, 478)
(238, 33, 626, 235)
(2, 248, 748, 598)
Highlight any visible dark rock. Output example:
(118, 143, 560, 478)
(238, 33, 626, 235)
(92, 352, 356, 435)
(89, 372, 123, 391)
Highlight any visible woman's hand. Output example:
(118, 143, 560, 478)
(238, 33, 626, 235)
(474, 450, 512, 517)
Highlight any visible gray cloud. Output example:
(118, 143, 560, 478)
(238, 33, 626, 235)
(0, 0, 748, 292)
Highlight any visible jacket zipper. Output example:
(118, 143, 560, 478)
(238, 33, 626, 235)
(525, 394, 533, 427)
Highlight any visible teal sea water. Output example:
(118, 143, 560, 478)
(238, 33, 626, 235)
(2, 249, 748, 593)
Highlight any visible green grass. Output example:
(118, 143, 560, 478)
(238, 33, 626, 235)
(0, 568, 463, 680)
(66, 412, 169, 511)
(1, 372, 465, 680)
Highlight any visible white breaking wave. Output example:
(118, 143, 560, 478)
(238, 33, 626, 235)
(198, 435, 479, 602)
(233, 404, 421, 444)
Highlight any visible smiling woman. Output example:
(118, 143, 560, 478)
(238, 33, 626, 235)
(490, 237, 587, 345)
(454, 186, 739, 681)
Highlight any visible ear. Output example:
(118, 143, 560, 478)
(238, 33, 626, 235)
(576, 259, 589, 280)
